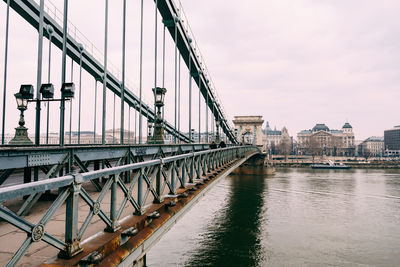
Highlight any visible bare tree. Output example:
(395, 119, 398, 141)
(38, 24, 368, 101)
(278, 137, 291, 161)
(306, 136, 323, 162)
(328, 136, 342, 156)
(362, 147, 373, 161)
(270, 141, 277, 155)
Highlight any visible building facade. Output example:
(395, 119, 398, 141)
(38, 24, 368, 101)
(384, 125, 400, 156)
(358, 136, 384, 157)
(297, 123, 355, 156)
(262, 122, 291, 154)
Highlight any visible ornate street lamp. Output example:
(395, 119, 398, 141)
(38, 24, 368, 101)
(153, 87, 166, 106)
(9, 85, 34, 145)
(149, 87, 167, 144)
(191, 129, 195, 142)
(215, 120, 220, 143)
(147, 119, 153, 142)
(234, 128, 238, 143)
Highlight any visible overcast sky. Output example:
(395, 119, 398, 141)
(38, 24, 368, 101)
(182, 0, 400, 140)
(1, 0, 400, 141)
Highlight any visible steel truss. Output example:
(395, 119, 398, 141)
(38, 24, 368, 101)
(1, 0, 237, 144)
(0, 146, 258, 266)
(0, 144, 214, 213)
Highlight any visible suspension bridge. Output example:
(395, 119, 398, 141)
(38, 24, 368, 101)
(0, 0, 262, 266)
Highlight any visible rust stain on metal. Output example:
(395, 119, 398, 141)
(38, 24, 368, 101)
(40, 160, 238, 267)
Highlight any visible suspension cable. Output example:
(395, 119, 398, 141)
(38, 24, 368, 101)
(102, 0, 109, 145)
(153, 0, 158, 142)
(69, 58, 73, 144)
(78, 47, 83, 144)
(59, 0, 69, 146)
(94, 79, 97, 143)
(174, 16, 178, 143)
(1, 0, 10, 145)
(35, 0, 45, 146)
(120, 0, 127, 144)
(138, 0, 144, 144)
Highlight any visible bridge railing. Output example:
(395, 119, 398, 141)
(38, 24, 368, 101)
(0, 145, 259, 266)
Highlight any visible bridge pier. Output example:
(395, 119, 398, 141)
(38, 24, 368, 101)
(231, 153, 275, 175)
(245, 153, 266, 166)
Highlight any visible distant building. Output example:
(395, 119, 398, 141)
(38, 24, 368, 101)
(262, 122, 291, 154)
(297, 122, 355, 156)
(358, 136, 384, 157)
(354, 139, 364, 155)
(172, 132, 216, 144)
(9, 129, 137, 145)
(384, 125, 400, 156)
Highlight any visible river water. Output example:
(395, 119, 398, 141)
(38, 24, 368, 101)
(147, 168, 400, 267)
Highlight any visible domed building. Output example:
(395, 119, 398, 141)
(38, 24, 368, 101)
(262, 121, 292, 154)
(312, 123, 330, 132)
(297, 122, 355, 156)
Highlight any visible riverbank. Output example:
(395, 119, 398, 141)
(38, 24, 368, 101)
(272, 160, 400, 169)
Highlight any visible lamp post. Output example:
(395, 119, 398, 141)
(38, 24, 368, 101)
(9, 85, 34, 145)
(147, 119, 153, 143)
(8, 83, 73, 146)
(234, 128, 238, 143)
(191, 128, 195, 143)
(215, 119, 220, 144)
(149, 87, 167, 144)
(40, 83, 54, 144)
(60, 82, 75, 146)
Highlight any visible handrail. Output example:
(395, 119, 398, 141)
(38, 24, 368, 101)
(0, 145, 259, 266)
(0, 146, 260, 266)
(0, 146, 257, 200)
(0, 176, 73, 202)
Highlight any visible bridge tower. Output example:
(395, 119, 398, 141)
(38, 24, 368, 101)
(233, 116, 264, 149)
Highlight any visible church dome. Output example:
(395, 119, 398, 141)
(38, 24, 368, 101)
(312, 123, 329, 132)
(342, 122, 352, 129)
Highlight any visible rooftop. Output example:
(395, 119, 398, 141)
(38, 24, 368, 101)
(312, 123, 330, 132)
(263, 129, 282, 135)
(365, 136, 384, 142)
(342, 122, 353, 129)
(385, 126, 400, 131)
(298, 130, 312, 134)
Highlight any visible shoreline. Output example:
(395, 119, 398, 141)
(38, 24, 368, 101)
(271, 161, 400, 169)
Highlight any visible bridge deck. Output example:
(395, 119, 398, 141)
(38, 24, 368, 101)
(0, 180, 168, 266)
(0, 155, 251, 266)
(0, 146, 259, 266)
